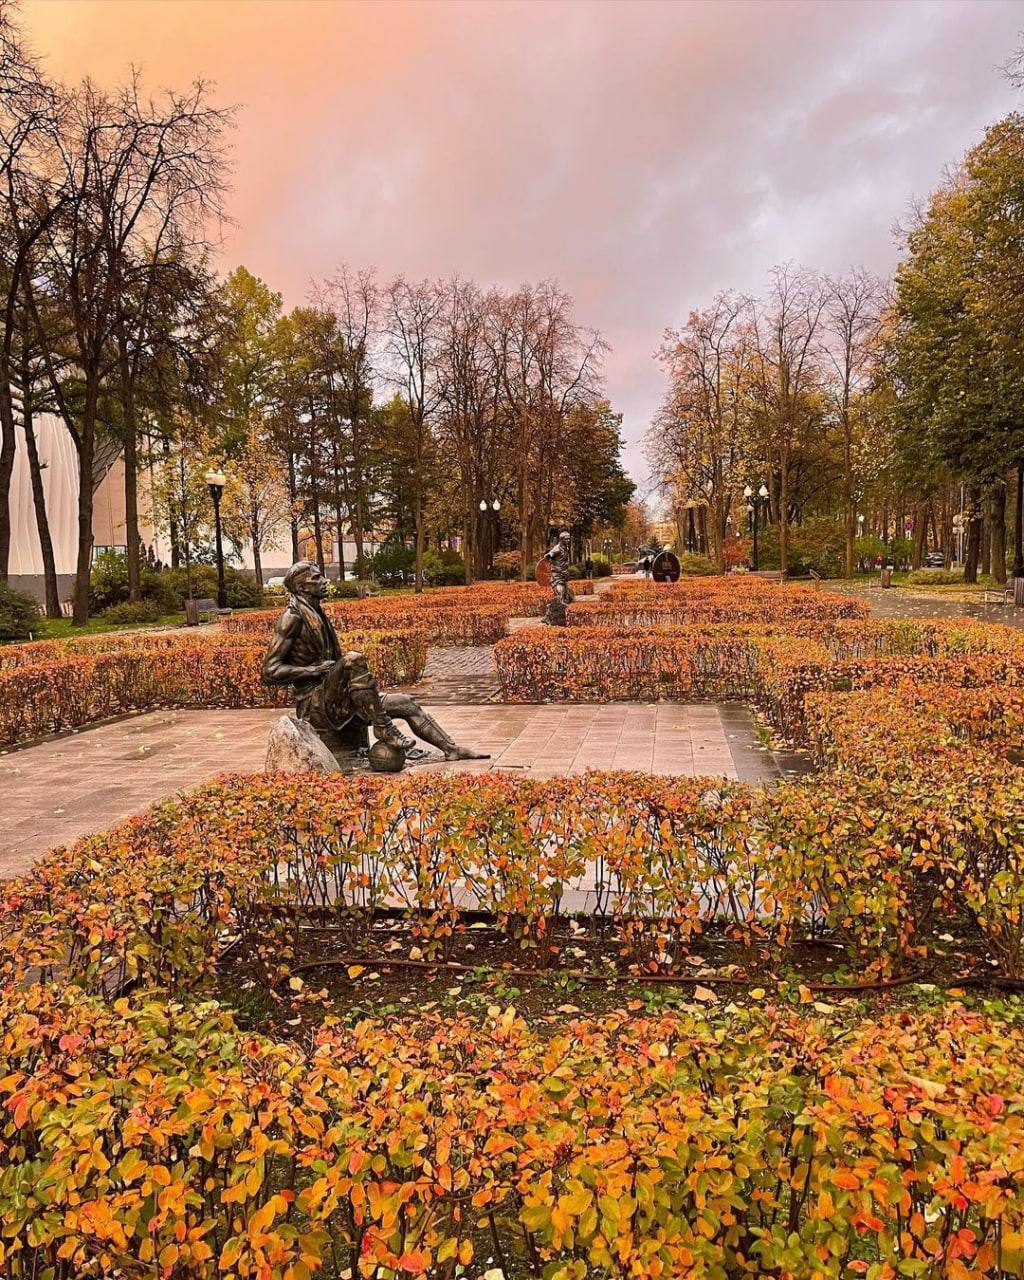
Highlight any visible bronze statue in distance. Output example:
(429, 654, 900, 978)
(261, 560, 489, 771)
(540, 529, 574, 626)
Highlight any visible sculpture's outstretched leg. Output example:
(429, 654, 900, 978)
(381, 693, 490, 760)
(325, 656, 415, 752)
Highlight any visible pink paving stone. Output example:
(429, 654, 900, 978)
(0, 701, 775, 878)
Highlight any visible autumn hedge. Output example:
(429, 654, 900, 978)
(222, 580, 595, 643)
(0, 628, 426, 748)
(6, 758, 1024, 990)
(495, 616, 1024, 708)
(4, 578, 1024, 1275)
(570, 577, 869, 625)
(2, 988, 1022, 1280)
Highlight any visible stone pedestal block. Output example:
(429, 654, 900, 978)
(265, 715, 342, 773)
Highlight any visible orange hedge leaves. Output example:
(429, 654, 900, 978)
(222, 581, 594, 643)
(6, 764, 1024, 988)
(495, 616, 1024, 709)
(0, 628, 426, 748)
(1, 986, 1022, 1280)
(573, 577, 869, 625)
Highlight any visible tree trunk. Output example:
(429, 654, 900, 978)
(991, 479, 1007, 584)
(414, 481, 424, 594)
(964, 484, 982, 584)
(118, 328, 142, 602)
(980, 495, 991, 577)
(22, 378, 61, 618)
(286, 451, 300, 562)
(72, 382, 99, 625)
(0, 394, 14, 581)
(518, 458, 529, 580)
(912, 503, 927, 569)
(251, 523, 264, 603)
(1014, 465, 1024, 580)
(350, 413, 366, 564)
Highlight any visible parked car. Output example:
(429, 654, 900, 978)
(923, 550, 946, 568)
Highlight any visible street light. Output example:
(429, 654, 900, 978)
(743, 482, 769, 571)
(205, 466, 227, 610)
(479, 497, 501, 576)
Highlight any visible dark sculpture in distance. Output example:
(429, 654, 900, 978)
(539, 529, 574, 626)
(652, 549, 681, 582)
(261, 560, 489, 771)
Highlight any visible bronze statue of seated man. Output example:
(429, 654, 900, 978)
(261, 560, 489, 770)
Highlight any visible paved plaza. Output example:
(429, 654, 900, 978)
(0, 697, 788, 879)
(13, 578, 994, 882)
(822, 580, 1024, 627)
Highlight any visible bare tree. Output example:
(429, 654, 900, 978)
(823, 269, 885, 577)
(496, 282, 605, 573)
(750, 265, 827, 575)
(33, 73, 230, 623)
(435, 277, 508, 581)
(651, 292, 751, 570)
(0, 10, 63, 580)
(383, 276, 444, 591)
(319, 264, 378, 563)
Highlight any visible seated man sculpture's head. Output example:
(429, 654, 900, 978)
(559, 530, 570, 545)
(284, 559, 329, 601)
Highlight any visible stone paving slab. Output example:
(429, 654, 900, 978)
(821, 580, 1024, 628)
(0, 701, 782, 879)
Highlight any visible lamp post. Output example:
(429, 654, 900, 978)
(743, 482, 769, 571)
(478, 497, 500, 576)
(205, 466, 227, 609)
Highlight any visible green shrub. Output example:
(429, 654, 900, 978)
(423, 548, 466, 587)
(101, 599, 162, 625)
(90, 550, 178, 614)
(907, 567, 965, 586)
(89, 549, 130, 611)
(888, 536, 914, 570)
(359, 541, 415, 586)
(162, 565, 262, 609)
(854, 532, 885, 569)
(0, 581, 40, 641)
(760, 517, 845, 577)
(329, 581, 360, 599)
(678, 553, 716, 576)
(589, 554, 612, 578)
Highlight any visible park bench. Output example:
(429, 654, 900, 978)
(184, 596, 230, 625)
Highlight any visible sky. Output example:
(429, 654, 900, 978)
(21, 0, 1024, 493)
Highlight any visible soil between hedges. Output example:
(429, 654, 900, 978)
(215, 910, 1007, 1039)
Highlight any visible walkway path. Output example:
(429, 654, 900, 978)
(822, 579, 1024, 628)
(0, 585, 800, 881)
(0, 697, 785, 879)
